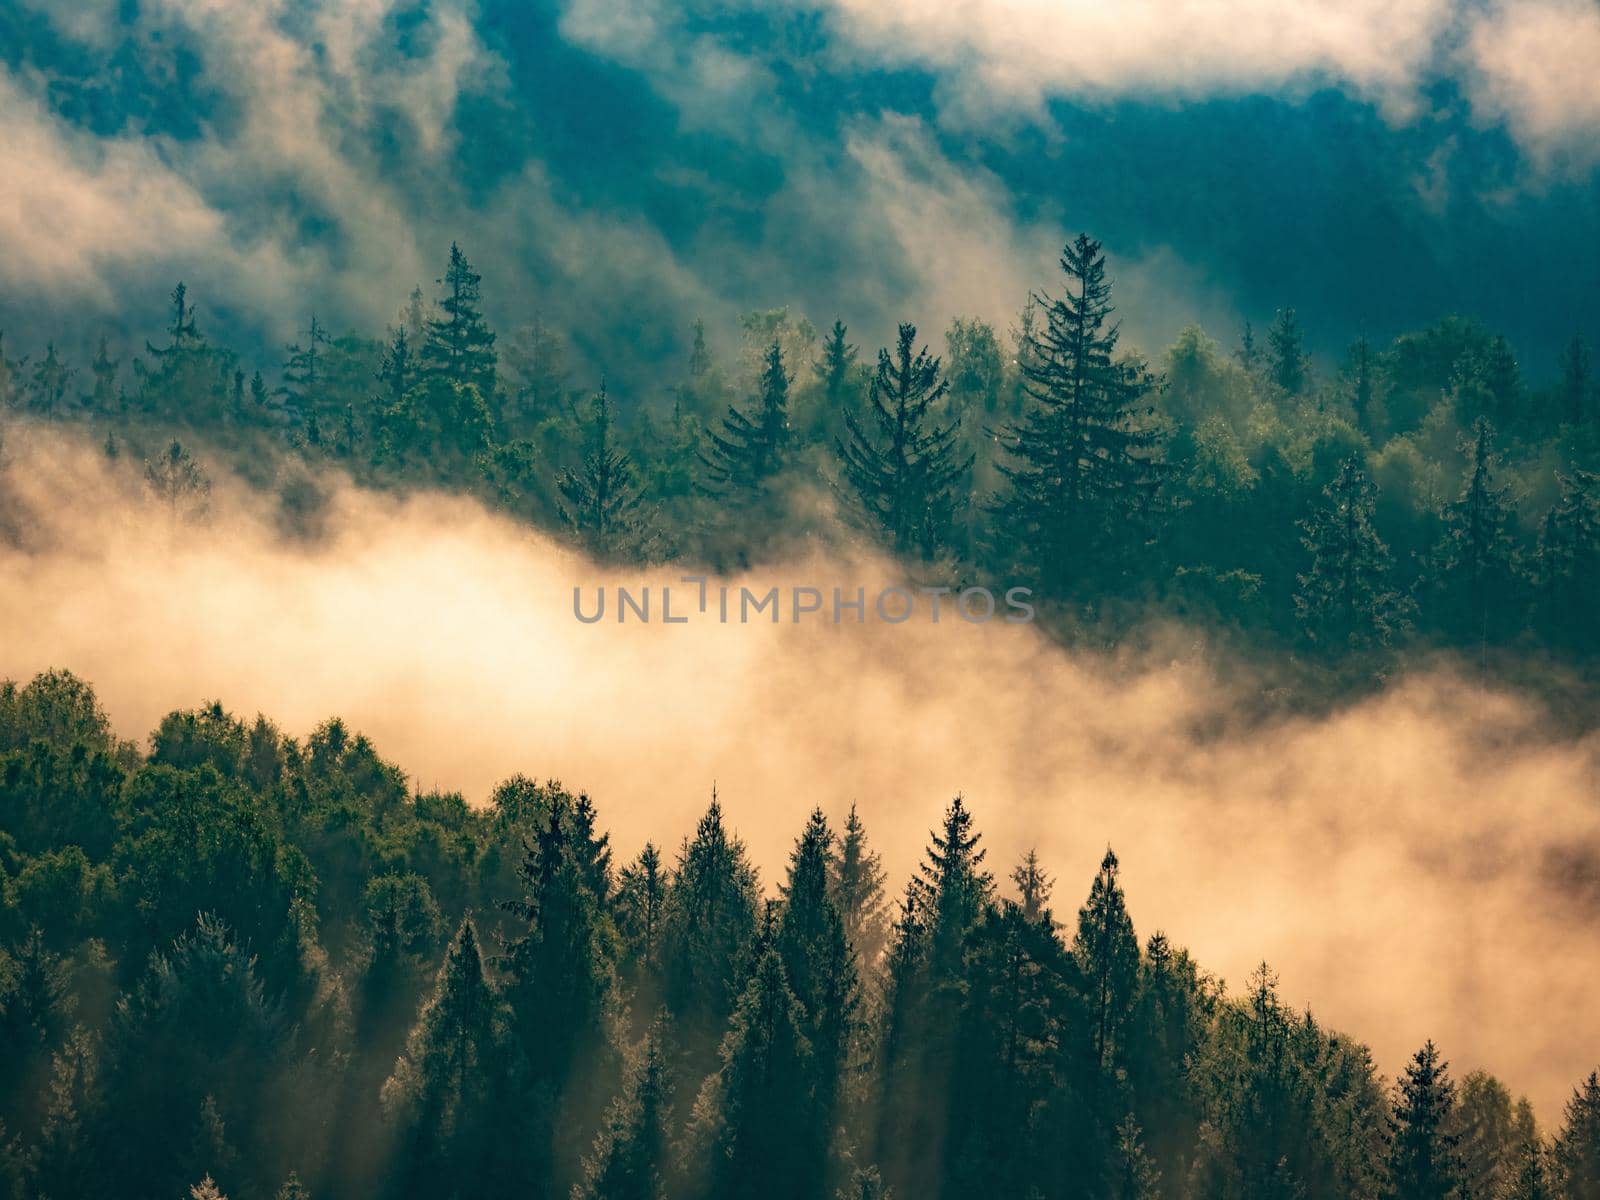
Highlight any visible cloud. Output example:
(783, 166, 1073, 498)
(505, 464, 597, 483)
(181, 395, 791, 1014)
(1461, 0, 1600, 175)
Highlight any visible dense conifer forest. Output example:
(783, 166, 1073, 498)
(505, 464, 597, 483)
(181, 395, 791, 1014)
(1, 235, 1596, 701)
(2, 233, 1599, 1199)
(1, 667, 1598, 1200)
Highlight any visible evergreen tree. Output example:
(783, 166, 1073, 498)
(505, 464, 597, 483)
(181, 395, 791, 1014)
(616, 843, 668, 995)
(1554, 1071, 1600, 1199)
(278, 315, 329, 421)
(1269, 308, 1308, 396)
(575, 1027, 672, 1200)
(837, 323, 973, 558)
(1421, 419, 1520, 645)
(818, 320, 860, 414)
(991, 233, 1164, 592)
(557, 385, 653, 560)
(914, 794, 993, 979)
(1011, 847, 1054, 924)
(702, 339, 792, 497)
(381, 917, 508, 1196)
(829, 803, 889, 969)
(685, 926, 813, 1200)
(90, 337, 119, 412)
(1236, 321, 1263, 374)
(1072, 848, 1140, 1078)
(1388, 1041, 1461, 1200)
(1294, 457, 1411, 652)
(836, 1165, 891, 1199)
(276, 1173, 312, 1200)
(1532, 470, 1600, 652)
(1114, 1114, 1163, 1200)
(1349, 337, 1375, 431)
(776, 809, 859, 1194)
(421, 243, 497, 398)
(1504, 1138, 1551, 1200)
(144, 440, 213, 523)
(29, 343, 72, 415)
(659, 795, 760, 1060)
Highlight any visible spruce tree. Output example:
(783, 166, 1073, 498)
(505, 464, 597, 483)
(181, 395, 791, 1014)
(29, 343, 72, 415)
(837, 323, 973, 558)
(658, 795, 760, 1064)
(1114, 1114, 1163, 1200)
(829, 802, 888, 968)
(421, 243, 497, 397)
(144, 440, 213, 523)
(1421, 419, 1519, 645)
(1011, 847, 1054, 924)
(819, 319, 860, 413)
(1387, 1041, 1461, 1200)
(616, 843, 668, 994)
(278, 315, 328, 422)
(1504, 1138, 1551, 1200)
(776, 809, 859, 1193)
(90, 337, 119, 412)
(991, 233, 1164, 592)
(557, 385, 653, 560)
(575, 1028, 672, 1200)
(1236, 321, 1262, 374)
(686, 928, 813, 1200)
(1349, 337, 1375, 431)
(1268, 308, 1308, 396)
(381, 917, 508, 1197)
(1554, 1071, 1600, 1199)
(1532, 470, 1600, 652)
(1072, 848, 1139, 1078)
(915, 794, 993, 980)
(1294, 457, 1411, 652)
(702, 339, 791, 497)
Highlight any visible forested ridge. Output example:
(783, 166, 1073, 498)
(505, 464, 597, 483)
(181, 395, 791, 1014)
(1, 667, 1598, 1200)
(1, 235, 1597, 698)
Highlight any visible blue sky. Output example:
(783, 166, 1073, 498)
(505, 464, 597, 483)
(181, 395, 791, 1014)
(1, 0, 1597, 388)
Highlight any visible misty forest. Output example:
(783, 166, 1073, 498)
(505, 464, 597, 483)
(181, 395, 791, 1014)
(0, 226, 1597, 1200)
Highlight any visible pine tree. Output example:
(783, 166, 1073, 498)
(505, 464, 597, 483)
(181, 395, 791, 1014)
(1294, 457, 1411, 652)
(278, 315, 329, 421)
(1387, 1041, 1461, 1200)
(557, 385, 653, 560)
(1533, 470, 1600, 652)
(90, 337, 119, 412)
(1269, 308, 1308, 396)
(1561, 334, 1591, 426)
(144, 440, 213, 523)
(776, 809, 859, 1193)
(575, 1028, 672, 1200)
(616, 843, 668, 990)
(1072, 848, 1139, 1077)
(1011, 847, 1054, 924)
(837, 323, 973, 558)
(421, 243, 497, 397)
(1421, 419, 1519, 645)
(991, 233, 1164, 592)
(1236, 321, 1263, 374)
(1114, 1114, 1162, 1200)
(819, 319, 860, 414)
(190, 1175, 228, 1200)
(381, 917, 508, 1194)
(659, 795, 760, 1058)
(275, 1173, 312, 1200)
(702, 339, 792, 497)
(29, 342, 72, 414)
(686, 928, 813, 1200)
(1504, 1138, 1551, 1200)
(689, 319, 713, 380)
(915, 794, 993, 980)
(1554, 1071, 1600, 1199)
(829, 802, 889, 969)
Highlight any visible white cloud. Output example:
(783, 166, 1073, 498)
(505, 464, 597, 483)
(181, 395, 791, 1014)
(1462, 0, 1600, 174)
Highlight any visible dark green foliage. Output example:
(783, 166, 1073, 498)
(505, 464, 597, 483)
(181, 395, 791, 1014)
(1554, 1072, 1600, 1199)
(1071, 848, 1139, 1078)
(577, 1027, 672, 1200)
(836, 323, 973, 558)
(421, 243, 497, 399)
(829, 803, 888, 968)
(558, 386, 654, 559)
(1268, 308, 1309, 396)
(1419, 420, 1520, 644)
(702, 339, 792, 498)
(991, 233, 1164, 593)
(1295, 458, 1412, 653)
(1387, 1041, 1461, 1200)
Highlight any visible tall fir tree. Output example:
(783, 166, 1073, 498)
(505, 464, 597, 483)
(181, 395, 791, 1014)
(837, 323, 973, 559)
(991, 233, 1164, 593)
(1420, 419, 1520, 645)
(1554, 1071, 1600, 1199)
(575, 1026, 672, 1200)
(557, 385, 653, 560)
(1532, 470, 1600, 653)
(1011, 847, 1054, 924)
(1268, 308, 1308, 396)
(421, 243, 497, 397)
(1561, 333, 1591, 426)
(702, 339, 792, 498)
(829, 803, 888, 969)
(1294, 457, 1412, 652)
(1072, 848, 1140, 1079)
(1387, 1041, 1461, 1200)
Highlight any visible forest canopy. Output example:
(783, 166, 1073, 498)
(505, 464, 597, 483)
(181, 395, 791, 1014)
(1, 668, 1597, 1200)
